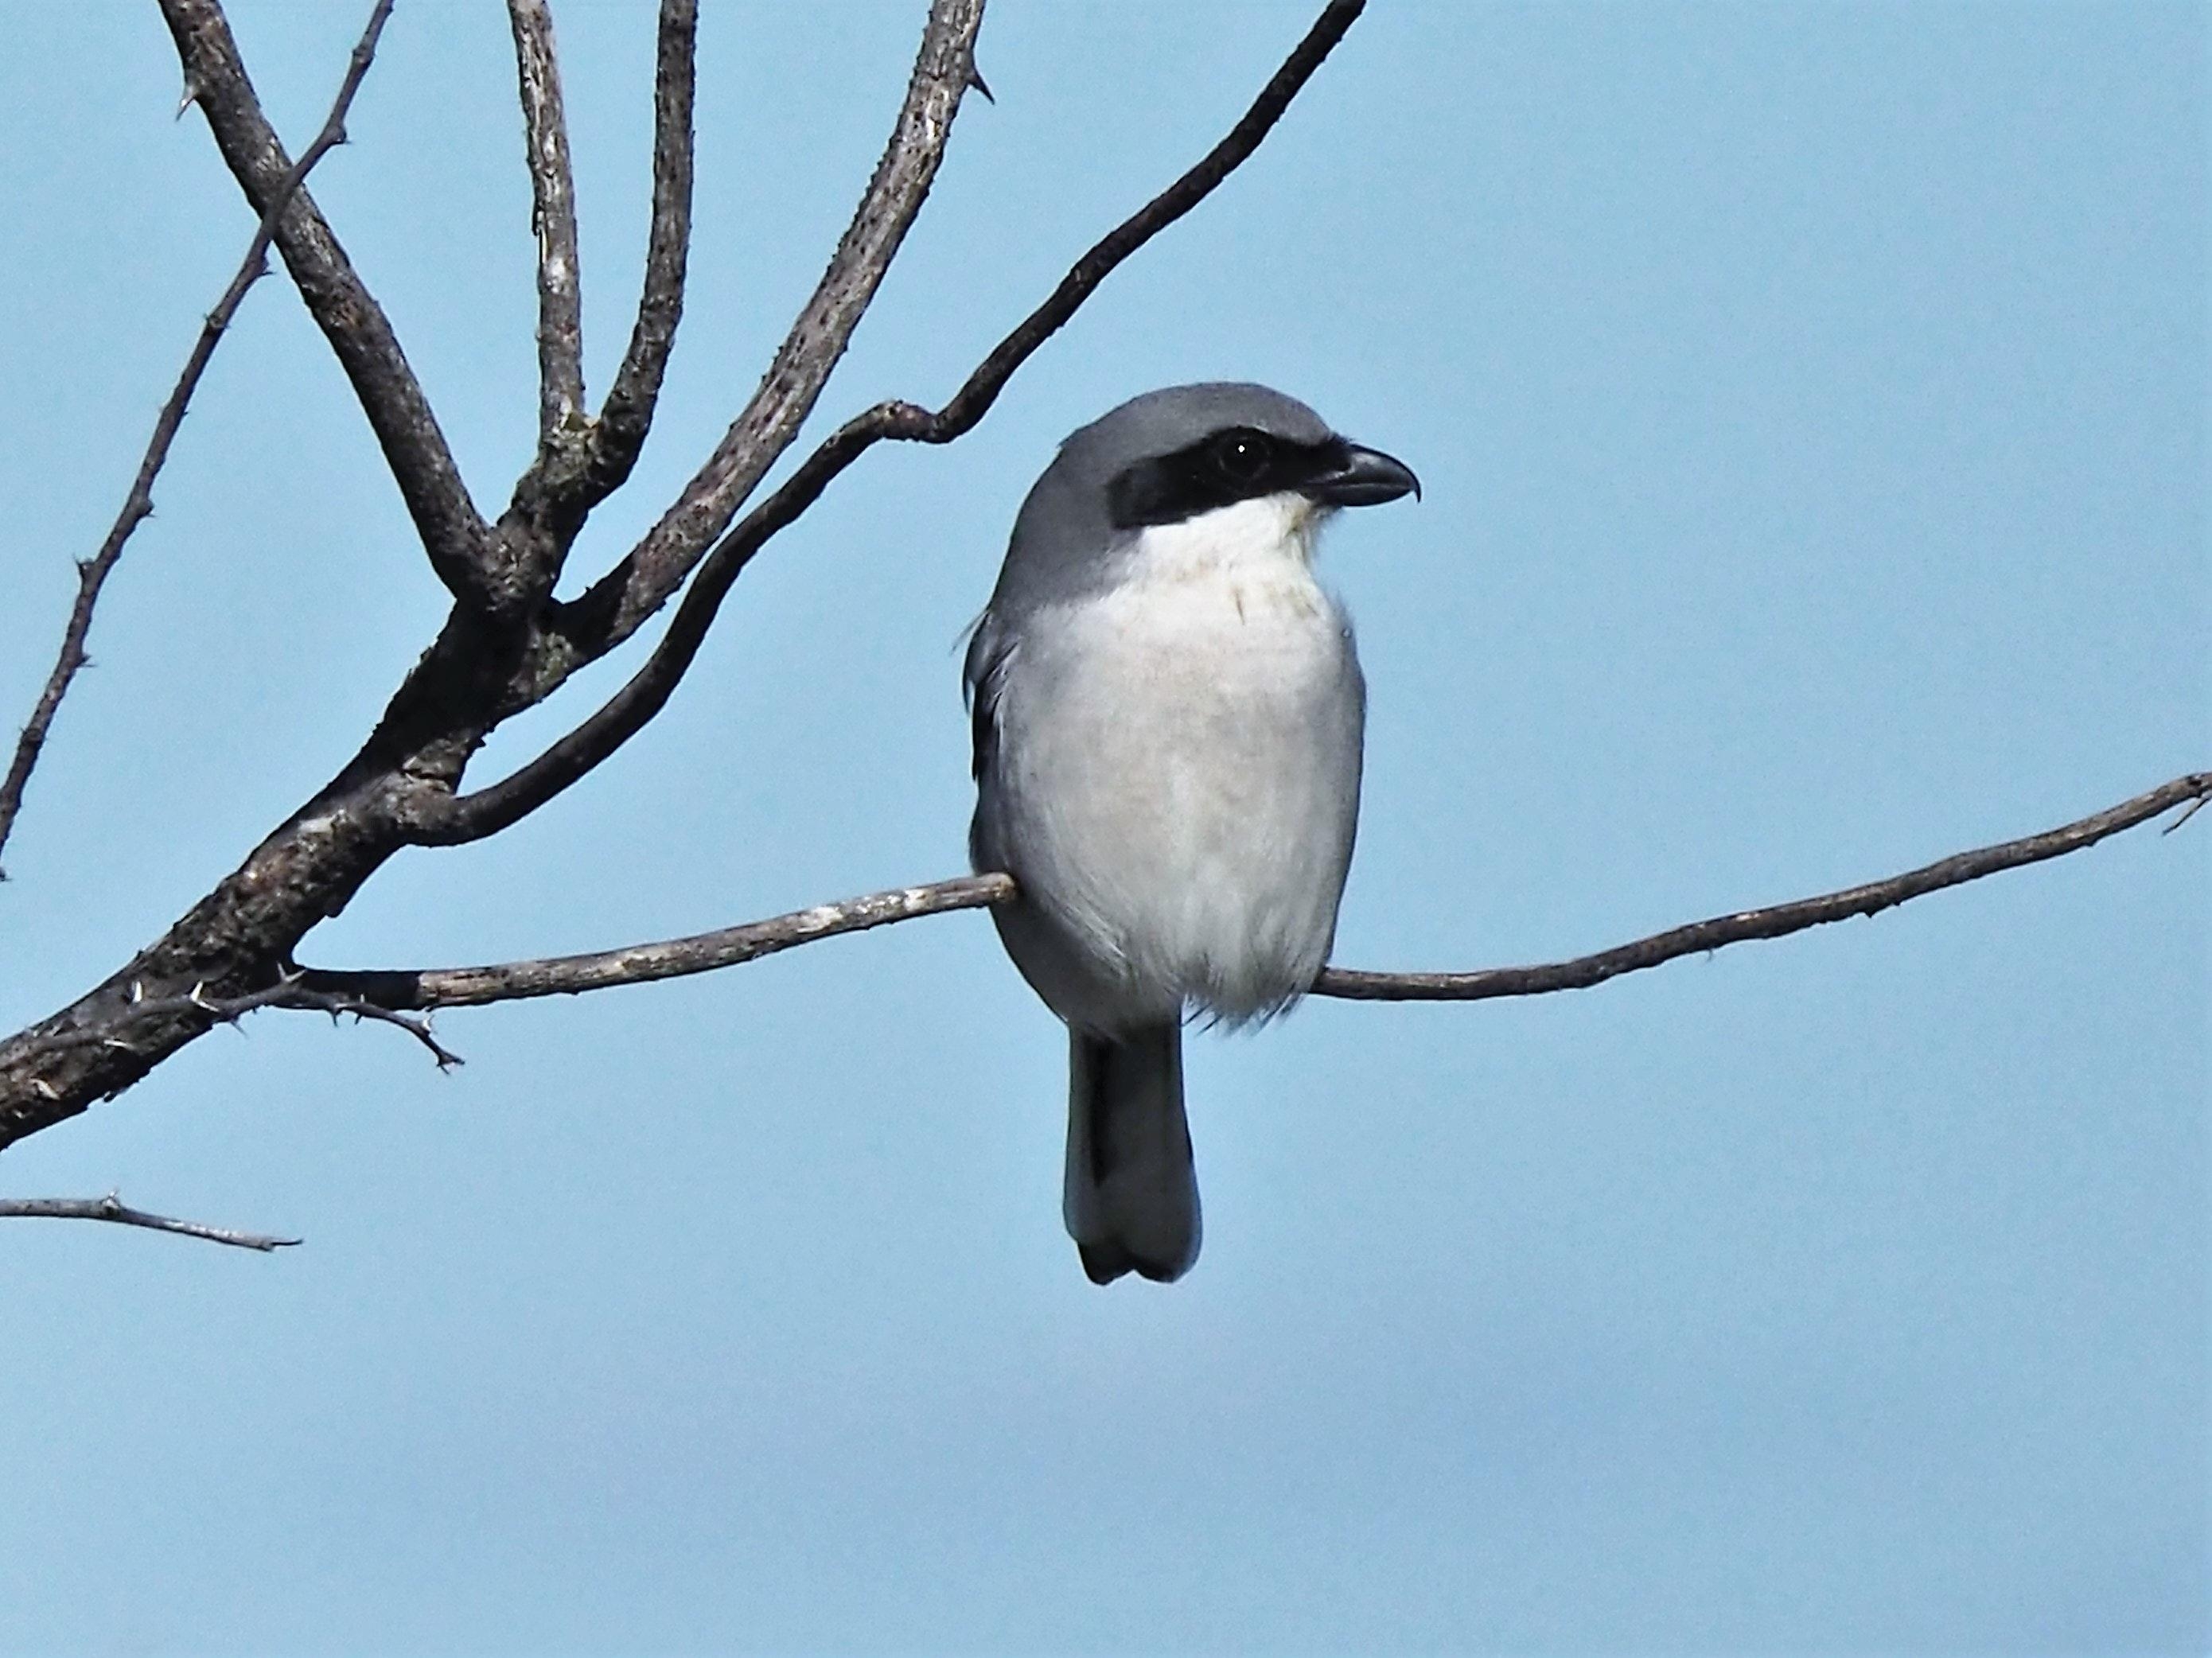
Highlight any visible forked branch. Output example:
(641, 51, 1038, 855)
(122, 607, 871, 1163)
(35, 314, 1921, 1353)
(422, 0, 1371, 844)
(555, 0, 991, 662)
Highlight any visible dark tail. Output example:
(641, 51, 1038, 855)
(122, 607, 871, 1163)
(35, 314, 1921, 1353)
(1063, 1022, 1201, 1284)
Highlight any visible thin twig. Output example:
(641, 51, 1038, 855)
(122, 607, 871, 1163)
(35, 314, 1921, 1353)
(286, 988, 466, 1068)
(0, 1193, 298, 1251)
(321, 774, 2209, 1014)
(507, 0, 586, 455)
(423, 0, 1369, 844)
(0, 0, 395, 879)
(6, 976, 462, 1072)
(159, 0, 493, 609)
(581, 0, 697, 508)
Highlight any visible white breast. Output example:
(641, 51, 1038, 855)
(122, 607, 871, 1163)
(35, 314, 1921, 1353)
(994, 494, 1365, 1025)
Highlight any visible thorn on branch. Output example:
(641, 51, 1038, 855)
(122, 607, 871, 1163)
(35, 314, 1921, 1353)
(324, 996, 465, 1070)
(2160, 789, 2208, 835)
(4, 979, 466, 1073)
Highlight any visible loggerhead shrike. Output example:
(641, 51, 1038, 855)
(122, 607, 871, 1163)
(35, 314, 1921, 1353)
(965, 383, 1418, 1284)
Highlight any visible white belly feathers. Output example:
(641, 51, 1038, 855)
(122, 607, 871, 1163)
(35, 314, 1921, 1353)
(993, 494, 1365, 1025)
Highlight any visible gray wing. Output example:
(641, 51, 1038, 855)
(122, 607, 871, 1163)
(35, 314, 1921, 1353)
(961, 609, 1014, 783)
(961, 610, 1020, 875)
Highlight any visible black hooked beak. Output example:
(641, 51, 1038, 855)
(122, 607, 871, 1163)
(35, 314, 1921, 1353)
(1304, 440, 1421, 508)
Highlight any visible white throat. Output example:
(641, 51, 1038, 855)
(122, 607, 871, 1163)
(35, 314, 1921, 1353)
(1116, 492, 1326, 589)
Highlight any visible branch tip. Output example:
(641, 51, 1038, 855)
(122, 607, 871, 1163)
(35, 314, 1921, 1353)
(0, 1193, 300, 1251)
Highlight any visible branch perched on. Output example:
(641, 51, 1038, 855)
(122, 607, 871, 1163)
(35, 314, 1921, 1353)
(302, 775, 2210, 1014)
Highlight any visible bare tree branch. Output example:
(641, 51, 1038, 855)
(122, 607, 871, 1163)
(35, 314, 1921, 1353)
(580, 0, 698, 509)
(315, 775, 2210, 1016)
(0, 0, 395, 880)
(158, 0, 496, 610)
(421, 0, 1370, 844)
(0, 1, 1369, 1153)
(507, 0, 587, 457)
(0, 1193, 298, 1251)
(0, 0, 2187, 1212)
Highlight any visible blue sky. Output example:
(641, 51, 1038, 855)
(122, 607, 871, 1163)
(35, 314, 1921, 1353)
(0, 3, 2204, 1652)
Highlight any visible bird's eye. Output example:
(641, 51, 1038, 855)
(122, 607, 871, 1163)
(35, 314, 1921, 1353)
(1209, 429, 1274, 484)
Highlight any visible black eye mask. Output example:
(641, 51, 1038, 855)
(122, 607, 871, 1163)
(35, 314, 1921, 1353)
(1106, 429, 1357, 531)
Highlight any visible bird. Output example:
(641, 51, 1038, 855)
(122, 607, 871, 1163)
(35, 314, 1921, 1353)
(964, 383, 1418, 1284)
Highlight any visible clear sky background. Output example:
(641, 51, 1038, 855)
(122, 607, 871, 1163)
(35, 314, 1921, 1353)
(0, 3, 2203, 1653)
